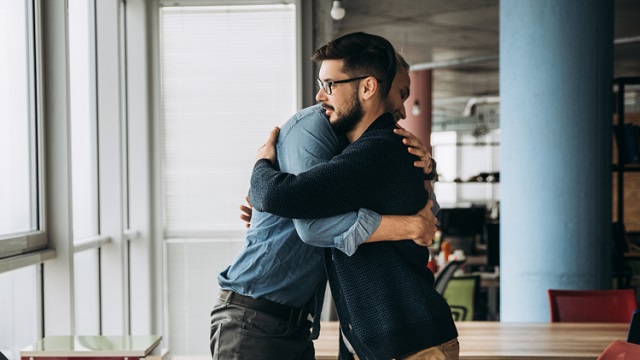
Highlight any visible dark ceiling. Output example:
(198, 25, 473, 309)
(315, 0, 640, 116)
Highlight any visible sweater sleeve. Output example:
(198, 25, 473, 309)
(249, 131, 427, 219)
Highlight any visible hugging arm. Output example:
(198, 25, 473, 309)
(248, 114, 437, 253)
(267, 111, 384, 254)
(249, 131, 427, 219)
(249, 155, 376, 219)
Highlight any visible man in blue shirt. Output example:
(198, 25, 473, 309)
(248, 32, 458, 359)
(211, 46, 438, 360)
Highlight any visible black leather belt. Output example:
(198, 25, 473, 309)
(218, 289, 309, 324)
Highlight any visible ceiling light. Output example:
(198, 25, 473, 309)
(330, 1, 346, 20)
(412, 100, 421, 116)
(412, 71, 421, 116)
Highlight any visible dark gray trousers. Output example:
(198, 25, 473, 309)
(210, 299, 315, 360)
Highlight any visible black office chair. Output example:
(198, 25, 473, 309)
(449, 305, 468, 321)
(628, 309, 640, 344)
(433, 259, 466, 294)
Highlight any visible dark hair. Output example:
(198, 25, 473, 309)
(312, 32, 397, 97)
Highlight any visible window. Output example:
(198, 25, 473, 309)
(0, 0, 46, 261)
(0, 266, 39, 359)
(432, 130, 500, 207)
(1, 0, 139, 343)
(158, 2, 298, 354)
(69, 0, 99, 244)
(69, 0, 101, 334)
(160, 4, 297, 237)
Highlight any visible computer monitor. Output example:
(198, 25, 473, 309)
(438, 206, 486, 255)
(486, 221, 500, 267)
(438, 206, 486, 237)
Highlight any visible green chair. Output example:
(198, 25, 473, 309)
(433, 259, 466, 294)
(442, 275, 480, 321)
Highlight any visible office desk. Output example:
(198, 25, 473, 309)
(314, 321, 627, 359)
(475, 272, 499, 320)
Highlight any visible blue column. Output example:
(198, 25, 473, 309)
(500, 0, 613, 322)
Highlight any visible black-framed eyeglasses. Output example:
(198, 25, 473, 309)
(317, 75, 370, 95)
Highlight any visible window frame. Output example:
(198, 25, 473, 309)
(153, 0, 306, 352)
(0, 0, 49, 269)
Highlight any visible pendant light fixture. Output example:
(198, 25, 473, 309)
(412, 100, 421, 116)
(412, 71, 421, 116)
(330, 1, 346, 20)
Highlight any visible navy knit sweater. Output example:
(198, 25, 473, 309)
(249, 113, 458, 360)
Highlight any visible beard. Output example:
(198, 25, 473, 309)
(329, 94, 364, 135)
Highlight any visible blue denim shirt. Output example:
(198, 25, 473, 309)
(218, 105, 381, 318)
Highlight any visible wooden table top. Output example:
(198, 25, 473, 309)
(314, 321, 627, 360)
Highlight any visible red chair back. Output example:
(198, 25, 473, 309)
(548, 289, 637, 323)
(597, 340, 640, 360)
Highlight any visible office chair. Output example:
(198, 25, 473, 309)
(434, 259, 466, 294)
(548, 289, 637, 323)
(449, 305, 467, 321)
(443, 275, 480, 321)
(597, 340, 640, 360)
(628, 309, 640, 344)
(612, 221, 633, 288)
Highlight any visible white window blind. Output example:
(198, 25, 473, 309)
(159, 5, 297, 237)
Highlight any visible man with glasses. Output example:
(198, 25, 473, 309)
(248, 32, 459, 359)
(211, 34, 441, 360)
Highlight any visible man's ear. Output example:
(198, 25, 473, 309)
(360, 76, 379, 100)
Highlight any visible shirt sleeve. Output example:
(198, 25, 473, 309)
(276, 108, 382, 253)
(293, 208, 381, 256)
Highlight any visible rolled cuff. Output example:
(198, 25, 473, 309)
(338, 209, 382, 256)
